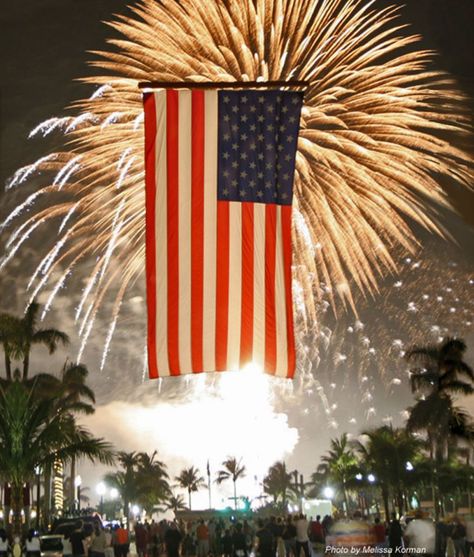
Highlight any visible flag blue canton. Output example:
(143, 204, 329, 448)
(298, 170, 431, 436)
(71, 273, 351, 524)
(217, 90, 303, 205)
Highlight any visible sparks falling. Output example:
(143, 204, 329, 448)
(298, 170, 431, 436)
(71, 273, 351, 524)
(1, 0, 473, 367)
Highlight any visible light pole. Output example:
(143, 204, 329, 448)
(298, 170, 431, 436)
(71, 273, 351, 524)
(96, 482, 106, 516)
(74, 475, 82, 513)
(35, 466, 41, 530)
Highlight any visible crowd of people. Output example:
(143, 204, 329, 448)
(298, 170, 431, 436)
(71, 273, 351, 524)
(1, 511, 474, 557)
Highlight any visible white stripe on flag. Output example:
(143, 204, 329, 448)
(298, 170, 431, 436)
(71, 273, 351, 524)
(275, 206, 288, 378)
(154, 91, 170, 376)
(178, 90, 193, 373)
(227, 202, 242, 371)
(253, 203, 266, 370)
(202, 91, 218, 371)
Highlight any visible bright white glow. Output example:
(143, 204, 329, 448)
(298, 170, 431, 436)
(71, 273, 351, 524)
(82, 374, 298, 510)
(96, 482, 106, 496)
(355, 473, 363, 481)
(405, 462, 414, 471)
(367, 474, 376, 483)
(75, 475, 82, 487)
(110, 488, 119, 499)
(30, 510, 37, 519)
(132, 505, 140, 516)
(323, 487, 334, 499)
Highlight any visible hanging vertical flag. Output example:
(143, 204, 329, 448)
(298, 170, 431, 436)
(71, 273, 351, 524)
(143, 88, 303, 379)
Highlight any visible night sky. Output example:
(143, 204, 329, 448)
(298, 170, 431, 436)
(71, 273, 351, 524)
(1, 0, 473, 506)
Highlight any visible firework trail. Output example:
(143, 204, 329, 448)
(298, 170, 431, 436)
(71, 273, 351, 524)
(1, 0, 472, 367)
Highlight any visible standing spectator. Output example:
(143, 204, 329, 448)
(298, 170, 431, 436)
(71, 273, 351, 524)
(70, 521, 86, 557)
(465, 516, 474, 557)
(451, 517, 467, 557)
(388, 514, 403, 553)
(256, 520, 274, 557)
(295, 514, 310, 557)
(196, 520, 210, 557)
(232, 524, 247, 557)
(25, 530, 41, 557)
(404, 513, 436, 557)
(222, 529, 233, 557)
(310, 516, 325, 546)
(165, 523, 182, 557)
(0, 530, 9, 557)
(135, 523, 149, 557)
(373, 518, 386, 548)
(282, 516, 296, 557)
(114, 524, 130, 557)
(90, 524, 107, 557)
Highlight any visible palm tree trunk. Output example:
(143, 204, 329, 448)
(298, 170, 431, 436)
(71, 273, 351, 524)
(70, 456, 76, 510)
(23, 348, 30, 381)
(381, 485, 390, 522)
(4, 350, 12, 381)
(43, 463, 52, 530)
(233, 480, 237, 510)
(11, 483, 24, 538)
(188, 488, 192, 510)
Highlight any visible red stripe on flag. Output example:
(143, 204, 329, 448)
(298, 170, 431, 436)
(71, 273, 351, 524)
(191, 90, 205, 373)
(264, 204, 277, 375)
(144, 93, 159, 379)
(281, 205, 295, 378)
(240, 202, 254, 368)
(215, 201, 230, 371)
(166, 90, 180, 376)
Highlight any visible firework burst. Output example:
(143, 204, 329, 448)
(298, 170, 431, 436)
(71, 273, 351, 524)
(1, 0, 472, 365)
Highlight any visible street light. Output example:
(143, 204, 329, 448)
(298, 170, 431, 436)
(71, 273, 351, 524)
(406, 461, 414, 472)
(323, 486, 335, 499)
(110, 488, 119, 500)
(96, 482, 106, 515)
(75, 475, 82, 512)
(367, 474, 376, 483)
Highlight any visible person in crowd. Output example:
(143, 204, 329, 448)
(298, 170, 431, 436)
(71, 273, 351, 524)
(25, 529, 40, 557)
(451, 516, 468, 557)
(256, 519, 274, 557)
(114, 523, 129, 557)
(388, 513, 403, 553)
(373, 517, 386, 548)
(282, 516, 296, 557)
(0, 530, 9, 557)
(90, 523, 107, 557)
(322, 515, 333, 538)
(196, 520, 209, 557)
(164, 522, 182, 557)
(310, 516, 325, 546)
(135, 522, 149, 557)
(295, 514, 310, 557)
(435, 518, 451, 557)
(465, 516, 474, 557)
(222, 529, 233, 557)
(232, 523, 247, 557)
(404, 512, 436, 557)
(70, 521, 86, 557)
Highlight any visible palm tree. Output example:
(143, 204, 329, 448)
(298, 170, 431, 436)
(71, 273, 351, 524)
(104, 451, 141, 522)
(354, 425, 422, 518)
(164, 493, 187, 515)
(316, 433, 358, 513)
(0, 313, 20, 380)
(0, 302, 69, 381)
(175, 466, 206, 510)
(0, 378, 114, 536)
(263, 461, 295, 509)
(137, 451, 170, 513)
(216, 457, 246, 510)
(406, 337, 474, 459)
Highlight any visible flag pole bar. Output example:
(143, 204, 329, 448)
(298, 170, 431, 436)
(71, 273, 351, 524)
(138, 80, 309, 90)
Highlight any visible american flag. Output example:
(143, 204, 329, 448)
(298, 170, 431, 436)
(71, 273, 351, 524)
(144, 88, 303, 379)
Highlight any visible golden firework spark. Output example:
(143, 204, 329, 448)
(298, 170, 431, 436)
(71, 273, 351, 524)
(2, 0, 472, 364)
